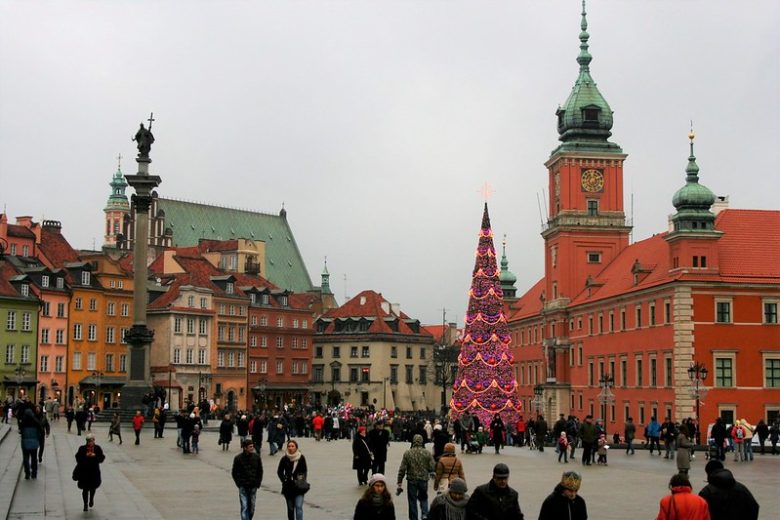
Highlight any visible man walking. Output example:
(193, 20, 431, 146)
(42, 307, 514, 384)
(397, 434, 435, 520)
(132, 410, 144, 445)
(368, 420, 390, 474)
(465, 463, 524, 520)
(578, 415, 597, 466)
(232, 439, 264, 520)
(624, 417, 636, 455)
(699, 459, 759, 520)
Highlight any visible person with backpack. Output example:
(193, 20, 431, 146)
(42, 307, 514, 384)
(731, 420, 747, 462)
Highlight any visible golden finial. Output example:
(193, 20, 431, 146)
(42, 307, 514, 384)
(688, 120, 695, 141)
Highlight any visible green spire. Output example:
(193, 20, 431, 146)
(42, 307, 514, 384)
(104, 154, 130, 212)
(553, 0, 621, 155)
(671, 130, 717, 233)
(321, 257, 332, 294)
(498, 235, 517, 298)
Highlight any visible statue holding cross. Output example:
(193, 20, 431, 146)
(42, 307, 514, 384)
(132, 113, 156, 159)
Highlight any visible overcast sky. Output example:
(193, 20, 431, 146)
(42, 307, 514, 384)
(1, 1, 778, 326)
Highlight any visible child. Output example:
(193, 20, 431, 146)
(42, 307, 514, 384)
(472, 427, 487, 453)
(597, 434, 608, 465)
(191, 423, 200, 454)
(558, 432, 569, 463)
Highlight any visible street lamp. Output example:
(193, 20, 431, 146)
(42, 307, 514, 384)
(533, 384, 544, 416)
(92, 371, 104, 409)
(688, 362, 709, 445)
(598, 374, 615, 433)
(14, 364, 26, 399)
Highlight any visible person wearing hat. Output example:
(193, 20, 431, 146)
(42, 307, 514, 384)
(429, 477, 469, 520)
(354, 473, 396, 520)
(538, 471, 587, 520)
(353, 425, 373, 486)
(465, 463, 524, 520)
(397, 434, 436, 520)
(232, 438, 263, 520)
(434, 443, 465, 494)
(698, 459, 759, 520)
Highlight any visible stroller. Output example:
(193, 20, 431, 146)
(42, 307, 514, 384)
(704, 438, 720, 460)
(465, 429, 486, 453)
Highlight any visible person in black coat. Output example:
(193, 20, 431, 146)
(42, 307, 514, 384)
(711, 417, 728, 461)
(368, 421, 391, 474)
(354, 473, 396, 520)
(219, 414, 234, 451)
(465, 463, 524, 520)
(352, 426, 373, 485)
(489, 414, 506, 454)
(432, 424, 450, 462)
(698, 460, 759, 520)
(74, 433, 106, 512)
(277, 439, 308, 520)
(538, 471, 587, 520)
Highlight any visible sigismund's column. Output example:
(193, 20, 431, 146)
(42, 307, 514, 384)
(122, 114, 161, 410)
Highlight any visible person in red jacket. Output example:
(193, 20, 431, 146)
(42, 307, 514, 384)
(655, 473, 710, 520)
(312, 413, 324, 442)
(132, 410, 145, 445)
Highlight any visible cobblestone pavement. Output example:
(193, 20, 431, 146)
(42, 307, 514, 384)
(3, 420, 778, 519)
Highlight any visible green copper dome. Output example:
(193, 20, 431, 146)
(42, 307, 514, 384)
(670, 133, 717, 232)
(553, 1, 621, 154)
(499, 237, 517, 297)
(105, 165, 130, 212)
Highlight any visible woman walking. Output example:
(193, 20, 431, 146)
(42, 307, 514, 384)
(109, 412, 122, 444)
(352, 426, 373, 486)
(19, 409, 43, 479)
(434, 443, 465, 495)
(220, 413, 234, 451)
(489, 414, 505, 454)
(654, 473, 710, 520)
(277, 439, 308, 520)
(74, 433, 106, 512)
(676, 424, 693, 475)
(429, 478, 469, 520)
(353, 473, 395, 520)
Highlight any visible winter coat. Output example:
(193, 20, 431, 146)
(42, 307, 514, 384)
(434, 453, 465, 490)
(578, 421, 597, 444)
(352, 435, 373, 470)
(397, 436, 435, 483)
(236, 418, 250, 437)
(277, 454, 308, 497)
(20, 410, 42, 451)
(465, 480, 524, 520)
(698, 469, 759, 520)
(676, 434, 693, 472)
(647, 419, 661, 438)
(353, 497, 396, 520)
(219, 419, 234, 443)
(368, 427, 390, 462)
(538, 484, 588, 520)
(132, 415, 144, 431)
(231, 451, 263, 489)
(429, 492, 469, 520)
(655, 486, 710, 520)
(624, 421, 636, 441)
(75, 444, 105, 490)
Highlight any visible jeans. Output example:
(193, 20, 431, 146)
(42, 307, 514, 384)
(744, 439, 754, 460)
(665, 439, 676, 458)
(626, 438, 635, 454)
(407, 479, 429, 520)
(238, 487, 258, 520)
(648, 437, 661, 454)
(285, 493, 304, 520)
(22, 448, 38, 477)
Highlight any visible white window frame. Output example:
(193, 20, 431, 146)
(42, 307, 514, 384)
(715, 298, 733, 324)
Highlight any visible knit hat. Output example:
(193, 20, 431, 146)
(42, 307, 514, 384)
(358, 426, 367, 434)
(448, 478, 468, 494)
(444, 442, 456, 454)
(492, 463, 510, 478)
(704, 459, 724, 476)
(560, 471, 582, 491)
(368, 473, 386, 487)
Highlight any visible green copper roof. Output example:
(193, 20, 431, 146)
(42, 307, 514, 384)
(104, 167, 130, 212)
(499, 238, 517, 287)
(157, 198, 313, 292)
(552, 0, 622, 155)
(670, 134, 717, 233)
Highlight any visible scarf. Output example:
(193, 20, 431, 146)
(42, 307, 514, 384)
(286, 449, 302, 473)
(370, 493, 384, 507)
(439, 493, 468, 520)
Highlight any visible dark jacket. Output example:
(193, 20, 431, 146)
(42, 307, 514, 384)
(219, 419, 234, 443)
(75, 444, 105, 490)
(698, 468, 759, 520)
(368, 427, 390, 462)
(353, 498, 396, 520)
(20, 410, 43, 450)
(538, 484, 587, 520)
(231, 451, 263, 489)
(352, 434, 373, 470)
(277, 454, 308, 497)
(466, 480, 524, 520)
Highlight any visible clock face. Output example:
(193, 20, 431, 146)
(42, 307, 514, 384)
(581, 169, 604, 192)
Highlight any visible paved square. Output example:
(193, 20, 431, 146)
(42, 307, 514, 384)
(5, 421, 778, 519)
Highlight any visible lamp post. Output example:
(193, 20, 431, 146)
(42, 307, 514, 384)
(598, 374, 615, 434)
(14, 364, 26, 399)
(688, 362, 709, 446)
(533, 384, 544, 417)
(92, 371, 104, 409)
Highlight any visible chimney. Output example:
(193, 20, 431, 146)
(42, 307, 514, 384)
(42, 220, 62, 233)
(712, 195, 729, 216)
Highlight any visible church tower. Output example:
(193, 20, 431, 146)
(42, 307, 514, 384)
(103, 155, 130, 248)
(542, 1, 631, 306)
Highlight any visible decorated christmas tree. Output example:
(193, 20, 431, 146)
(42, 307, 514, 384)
(450, 203, 521, 428)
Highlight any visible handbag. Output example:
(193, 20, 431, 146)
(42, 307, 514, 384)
(294, 474, 311, 493)
(72, 465, 80, 481)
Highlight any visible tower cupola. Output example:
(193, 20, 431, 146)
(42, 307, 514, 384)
(498, 235, 517, 299)
(670, 131, 717, 233)
(554, 0, 621, 154)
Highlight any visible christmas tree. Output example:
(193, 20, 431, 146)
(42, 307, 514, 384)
(450, 203, 521, 428)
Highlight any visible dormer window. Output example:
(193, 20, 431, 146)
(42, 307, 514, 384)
(249, 293, 256, 304)
(279, 295, 288, 307)
(261, 294, 269, 305)
(226, 282, 234, 294)
(583, 107, 599, 122)
(41, 275, 50, 288)
(81, 271, 91, 285)
(21, 284, 29, 297)
(56, 278, 64, 289)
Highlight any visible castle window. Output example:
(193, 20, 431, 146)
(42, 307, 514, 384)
(587, 200, 598, 216)
(716, 301, 732, 324)
(587, 252, 602, 263)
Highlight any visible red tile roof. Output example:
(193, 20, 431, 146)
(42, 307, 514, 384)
(0, 262, 22, 297)
(320, 290, 432, 337)
(38, 227, 79, 268)
(507, 277, 546, 321)
(715, 209, 780, 279)
(7, 224, 35, 239)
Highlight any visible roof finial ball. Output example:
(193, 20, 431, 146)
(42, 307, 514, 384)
(689, 120, 695, 142)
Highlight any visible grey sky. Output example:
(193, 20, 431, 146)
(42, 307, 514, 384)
(1, 1, 778, 326)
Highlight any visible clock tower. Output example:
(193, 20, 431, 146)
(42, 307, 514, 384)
(542, 1, 631, 307)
